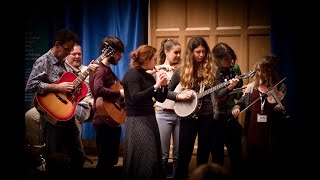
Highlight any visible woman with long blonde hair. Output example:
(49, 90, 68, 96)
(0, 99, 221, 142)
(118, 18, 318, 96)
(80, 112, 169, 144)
(167, 37, 239, 180)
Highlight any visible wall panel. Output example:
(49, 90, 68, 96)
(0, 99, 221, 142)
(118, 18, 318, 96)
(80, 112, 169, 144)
(149, 0, 271, 158)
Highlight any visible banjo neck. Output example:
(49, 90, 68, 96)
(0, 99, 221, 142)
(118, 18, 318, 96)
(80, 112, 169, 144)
(197, 81, 230, 99)
(196, 70, 256, 99)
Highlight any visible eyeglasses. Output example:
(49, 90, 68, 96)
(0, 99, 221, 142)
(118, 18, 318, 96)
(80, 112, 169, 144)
(60, 43, 73, 52)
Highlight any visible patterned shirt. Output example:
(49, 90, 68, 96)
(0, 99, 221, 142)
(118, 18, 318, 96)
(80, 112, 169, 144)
(25, 49, 92, 122)
(25, 49, 67, 94)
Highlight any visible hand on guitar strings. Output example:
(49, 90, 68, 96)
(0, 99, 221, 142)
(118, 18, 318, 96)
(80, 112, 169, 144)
(57, 82, 75, 93)
(88, 60, 99, 71)
(120, 89, 125, 97)
(228, 85, 247, 95)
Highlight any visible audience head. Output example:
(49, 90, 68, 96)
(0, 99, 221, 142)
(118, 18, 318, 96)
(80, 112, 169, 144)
(188, 163, 231, 180)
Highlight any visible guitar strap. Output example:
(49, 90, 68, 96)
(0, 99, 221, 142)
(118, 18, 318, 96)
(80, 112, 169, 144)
(64, 61, 81, 75)
(195, 82, 205, 113)
(199, 82, 205, 93)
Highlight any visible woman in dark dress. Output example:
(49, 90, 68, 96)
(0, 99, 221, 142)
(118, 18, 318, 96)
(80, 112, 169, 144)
(122, 45, 169, 180)
(232, 56, 287, 177)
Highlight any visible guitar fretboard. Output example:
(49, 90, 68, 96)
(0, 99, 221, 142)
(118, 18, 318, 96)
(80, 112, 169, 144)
(72, 42, 114, 88)
(73, 55, 104, 87)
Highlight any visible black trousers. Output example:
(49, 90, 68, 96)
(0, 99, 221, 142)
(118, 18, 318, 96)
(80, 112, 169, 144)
(44, 118, 86, 179)
(94, 124, 121, 178)
(176, 114, 219, 180)
(222, 115, 243, 176)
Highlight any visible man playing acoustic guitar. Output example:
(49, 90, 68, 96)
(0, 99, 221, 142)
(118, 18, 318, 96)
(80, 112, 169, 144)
(88, 36, 125, 179)
(25, 43, 95, 145)
(25, 42, 97, 175)
(25, 28, 97, 179)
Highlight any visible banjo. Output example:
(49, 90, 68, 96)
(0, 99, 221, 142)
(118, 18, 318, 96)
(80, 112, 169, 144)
(174, 70, 255, 118)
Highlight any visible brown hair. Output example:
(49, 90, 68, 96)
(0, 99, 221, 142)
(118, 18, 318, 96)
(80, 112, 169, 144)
(212, 42, 237, 67)
(158, 38, 181, 65)
(53, 28, 79, 46)
(130, 45, 157, 68)
(252, 55, 281, 89)
(100, 36, 125, 53)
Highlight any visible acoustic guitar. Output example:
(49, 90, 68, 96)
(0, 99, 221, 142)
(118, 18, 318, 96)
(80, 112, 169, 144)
(217, 86, 247, 107)
(35, 42, 115, 125)
(174, 70, 255, 118)
(95, 82, 125, 127)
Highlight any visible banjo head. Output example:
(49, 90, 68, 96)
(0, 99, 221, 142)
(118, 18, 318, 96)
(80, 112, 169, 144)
(174, 90, 198, 117)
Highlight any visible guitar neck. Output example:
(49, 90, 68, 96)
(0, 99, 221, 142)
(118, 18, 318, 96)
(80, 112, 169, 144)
(228, 86, 245, 95)
(73, 55, 104, 87)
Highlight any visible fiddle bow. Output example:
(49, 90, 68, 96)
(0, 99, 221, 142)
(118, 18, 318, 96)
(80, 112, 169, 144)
(229, 77, 290, 121)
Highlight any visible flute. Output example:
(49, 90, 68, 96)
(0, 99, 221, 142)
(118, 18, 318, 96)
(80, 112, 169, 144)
(154, 65, 176, 72)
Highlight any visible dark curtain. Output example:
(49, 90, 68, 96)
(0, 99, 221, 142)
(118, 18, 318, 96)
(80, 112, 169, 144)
(270, 1, 296, 115)
(270, 1, 299, 176)
(49, 0, 148, 80)
(25, 0, 148, 140)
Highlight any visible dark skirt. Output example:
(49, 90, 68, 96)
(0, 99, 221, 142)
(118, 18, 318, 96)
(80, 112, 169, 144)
(123, 115, 163, 180)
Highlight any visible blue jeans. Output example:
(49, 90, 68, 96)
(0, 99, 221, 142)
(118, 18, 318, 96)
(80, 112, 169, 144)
(156, 110, 179, 164)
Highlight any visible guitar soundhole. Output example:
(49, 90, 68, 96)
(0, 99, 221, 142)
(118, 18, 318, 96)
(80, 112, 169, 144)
(54, 93, 67, 104)
(114, 102, 121, 110)
(114, 98, 125, 111)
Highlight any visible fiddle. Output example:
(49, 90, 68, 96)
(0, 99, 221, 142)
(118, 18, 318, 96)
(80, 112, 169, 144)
(228, 85, 247, 95)
(258, 84, 284, 107)
(230, 77, 290, 121)
(263, 77, 290, 118)
(258, 77, 286, 105)
(266, 88, 284, 104)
